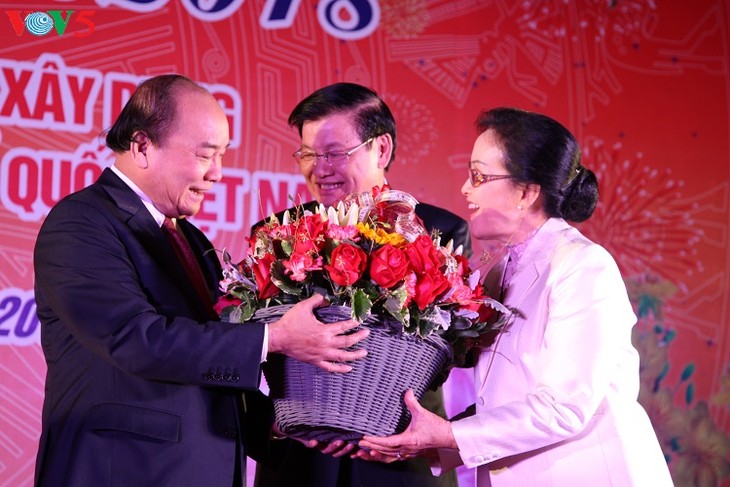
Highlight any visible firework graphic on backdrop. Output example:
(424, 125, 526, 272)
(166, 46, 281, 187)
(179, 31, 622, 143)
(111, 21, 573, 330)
(579, 135, 728, 346)
(386, 92, 439, 167)
(580, 135, 709, 288)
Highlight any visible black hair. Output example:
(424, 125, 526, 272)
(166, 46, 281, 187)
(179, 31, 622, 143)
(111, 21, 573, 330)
(475, 107, 598, 222)
(105, 74, 204, 153)
(288, 82, 397, 169)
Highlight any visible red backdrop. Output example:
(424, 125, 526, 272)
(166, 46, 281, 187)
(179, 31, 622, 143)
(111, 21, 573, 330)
(1, 1, 728, 485)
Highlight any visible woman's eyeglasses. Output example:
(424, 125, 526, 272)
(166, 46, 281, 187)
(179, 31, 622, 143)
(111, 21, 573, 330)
(469, 168, 513, 187)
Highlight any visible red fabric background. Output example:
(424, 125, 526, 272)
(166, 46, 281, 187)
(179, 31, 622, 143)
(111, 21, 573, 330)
(1, 1, 728, 485)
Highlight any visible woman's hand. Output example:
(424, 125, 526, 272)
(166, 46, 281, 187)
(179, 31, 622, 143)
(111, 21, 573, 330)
(356, 389, 458, 462)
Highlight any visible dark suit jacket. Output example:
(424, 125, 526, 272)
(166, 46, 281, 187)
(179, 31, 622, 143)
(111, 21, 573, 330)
(33, 168, 270, 487)
(251, 199, 471, 487)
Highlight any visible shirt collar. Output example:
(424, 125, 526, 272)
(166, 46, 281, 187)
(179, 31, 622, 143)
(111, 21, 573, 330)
(110, 164, 166, 227)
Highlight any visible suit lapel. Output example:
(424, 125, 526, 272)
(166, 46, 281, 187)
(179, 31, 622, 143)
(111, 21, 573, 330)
(482, 253, 509, 301)
(476, 219, 567, 397)
(98, 168, 215, 322)
(98, 169, 166, 249)
(502, 218, 566, 310)
(177, 218, 222, 298)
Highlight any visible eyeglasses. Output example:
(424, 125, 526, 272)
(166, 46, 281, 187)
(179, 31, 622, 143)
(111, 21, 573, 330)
(469, 168, 513, 187)
(292, 137, 374, 167)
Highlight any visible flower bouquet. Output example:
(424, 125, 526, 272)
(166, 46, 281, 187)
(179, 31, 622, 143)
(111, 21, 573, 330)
(217, 186, 509, 441)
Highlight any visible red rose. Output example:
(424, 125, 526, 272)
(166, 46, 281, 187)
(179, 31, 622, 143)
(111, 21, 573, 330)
(412, 271, 450, 310)
(283, 251, 323, 282)
(213, 294, 242, 315)
(405, 235, 443, 274)
(252, 253, 279, 299)
(477, 301, 497, 323)
(444, 272, 473, 305)
(453, 254, 471, 275)
(325, 244, 367, 286)
(369, 244, 409, 288)
(292, 214, 327, 254)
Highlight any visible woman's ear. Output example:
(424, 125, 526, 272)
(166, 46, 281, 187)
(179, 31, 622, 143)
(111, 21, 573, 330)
(519, 183, 542, 209)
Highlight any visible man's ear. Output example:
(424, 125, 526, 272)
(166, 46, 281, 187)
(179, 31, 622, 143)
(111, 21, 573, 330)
(130, 131, 149, 167)
(375, 133, 393, 169)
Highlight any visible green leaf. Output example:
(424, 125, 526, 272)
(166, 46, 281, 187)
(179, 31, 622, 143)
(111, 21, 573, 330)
(680, 363, 695, 382)
(240, 302, 255, 321)
(351, 288, 373, 322)
(419, 306, 450, 337)
(403, 308, 419, 335)
(685, 382, 694, 405)
(280, 239, 293, 256)
(383, 286, 408, 324)
(218, 306, 233, 322)
(270, 261, 302, 296)
(228, 306, 242, 323)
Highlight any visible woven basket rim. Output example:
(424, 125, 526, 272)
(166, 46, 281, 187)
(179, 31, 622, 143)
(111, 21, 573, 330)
(257, 303, 455, 442)
(253, 302, 453, 346)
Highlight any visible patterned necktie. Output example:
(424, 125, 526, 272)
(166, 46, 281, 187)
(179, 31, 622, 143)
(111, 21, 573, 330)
(161, 217, 217, 320)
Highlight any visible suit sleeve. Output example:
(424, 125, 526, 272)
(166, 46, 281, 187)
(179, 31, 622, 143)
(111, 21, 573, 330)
(450, 242, 637, 467)
(34, 197, 265, 390)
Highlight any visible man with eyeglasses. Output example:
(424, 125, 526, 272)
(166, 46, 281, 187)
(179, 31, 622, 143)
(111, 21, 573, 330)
(252, 82, 469, 487)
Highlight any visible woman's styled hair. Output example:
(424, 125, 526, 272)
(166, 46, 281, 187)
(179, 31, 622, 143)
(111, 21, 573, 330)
(475, 107, 599, 222)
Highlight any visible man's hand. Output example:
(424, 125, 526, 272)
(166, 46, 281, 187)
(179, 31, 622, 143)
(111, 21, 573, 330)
(267, 294, 369, 372)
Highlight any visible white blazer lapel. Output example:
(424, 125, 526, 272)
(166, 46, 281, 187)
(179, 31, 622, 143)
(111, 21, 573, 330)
(482, 253, 509, 300)
(475, 219, 567, 399)
(502, 219, 566, 309)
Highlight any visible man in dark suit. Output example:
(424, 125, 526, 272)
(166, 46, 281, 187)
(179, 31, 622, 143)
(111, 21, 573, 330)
(33, 75, 369, 487)
(253, 82, 470, 487)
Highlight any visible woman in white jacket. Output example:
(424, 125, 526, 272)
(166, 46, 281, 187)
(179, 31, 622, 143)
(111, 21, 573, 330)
(359, 107, 673, 486)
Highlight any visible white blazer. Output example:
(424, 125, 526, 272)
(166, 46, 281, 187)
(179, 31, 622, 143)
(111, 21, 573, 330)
(435, 218, 673, 486)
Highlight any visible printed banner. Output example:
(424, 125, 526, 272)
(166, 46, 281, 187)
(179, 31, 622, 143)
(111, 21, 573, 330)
(1, 1, 728, 486)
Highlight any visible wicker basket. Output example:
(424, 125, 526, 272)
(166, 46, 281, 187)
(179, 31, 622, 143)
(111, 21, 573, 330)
(253, 304, 454, 443)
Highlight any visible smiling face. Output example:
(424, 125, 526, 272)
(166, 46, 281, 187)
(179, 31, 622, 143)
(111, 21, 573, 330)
(298, 112, 388, 206)
(461, 129, 528, 243)
(141, 88, 229, 218)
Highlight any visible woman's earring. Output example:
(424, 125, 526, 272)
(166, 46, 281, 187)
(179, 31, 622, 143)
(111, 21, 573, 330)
(517, 205, 523, 210)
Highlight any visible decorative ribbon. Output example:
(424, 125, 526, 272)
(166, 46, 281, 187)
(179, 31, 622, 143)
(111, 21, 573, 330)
(342, 187, 427, 242)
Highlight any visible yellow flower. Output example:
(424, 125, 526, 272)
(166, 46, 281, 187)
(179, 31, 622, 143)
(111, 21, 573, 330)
(670, 402, 730, 487)
(357, 222, 407, 247)
(711, 364, 730, 407)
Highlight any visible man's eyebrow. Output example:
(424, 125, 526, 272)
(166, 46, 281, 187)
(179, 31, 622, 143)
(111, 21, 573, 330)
(199, 141, 231, 150)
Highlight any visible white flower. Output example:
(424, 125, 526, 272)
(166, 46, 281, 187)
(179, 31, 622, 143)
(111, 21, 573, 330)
(318, 201, 360, 227)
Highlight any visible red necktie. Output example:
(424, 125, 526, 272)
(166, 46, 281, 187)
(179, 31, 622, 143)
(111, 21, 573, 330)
(161, 217, 217, 320)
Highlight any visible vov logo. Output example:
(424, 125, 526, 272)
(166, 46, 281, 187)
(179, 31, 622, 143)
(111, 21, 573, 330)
(5, 10, 95, 37)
